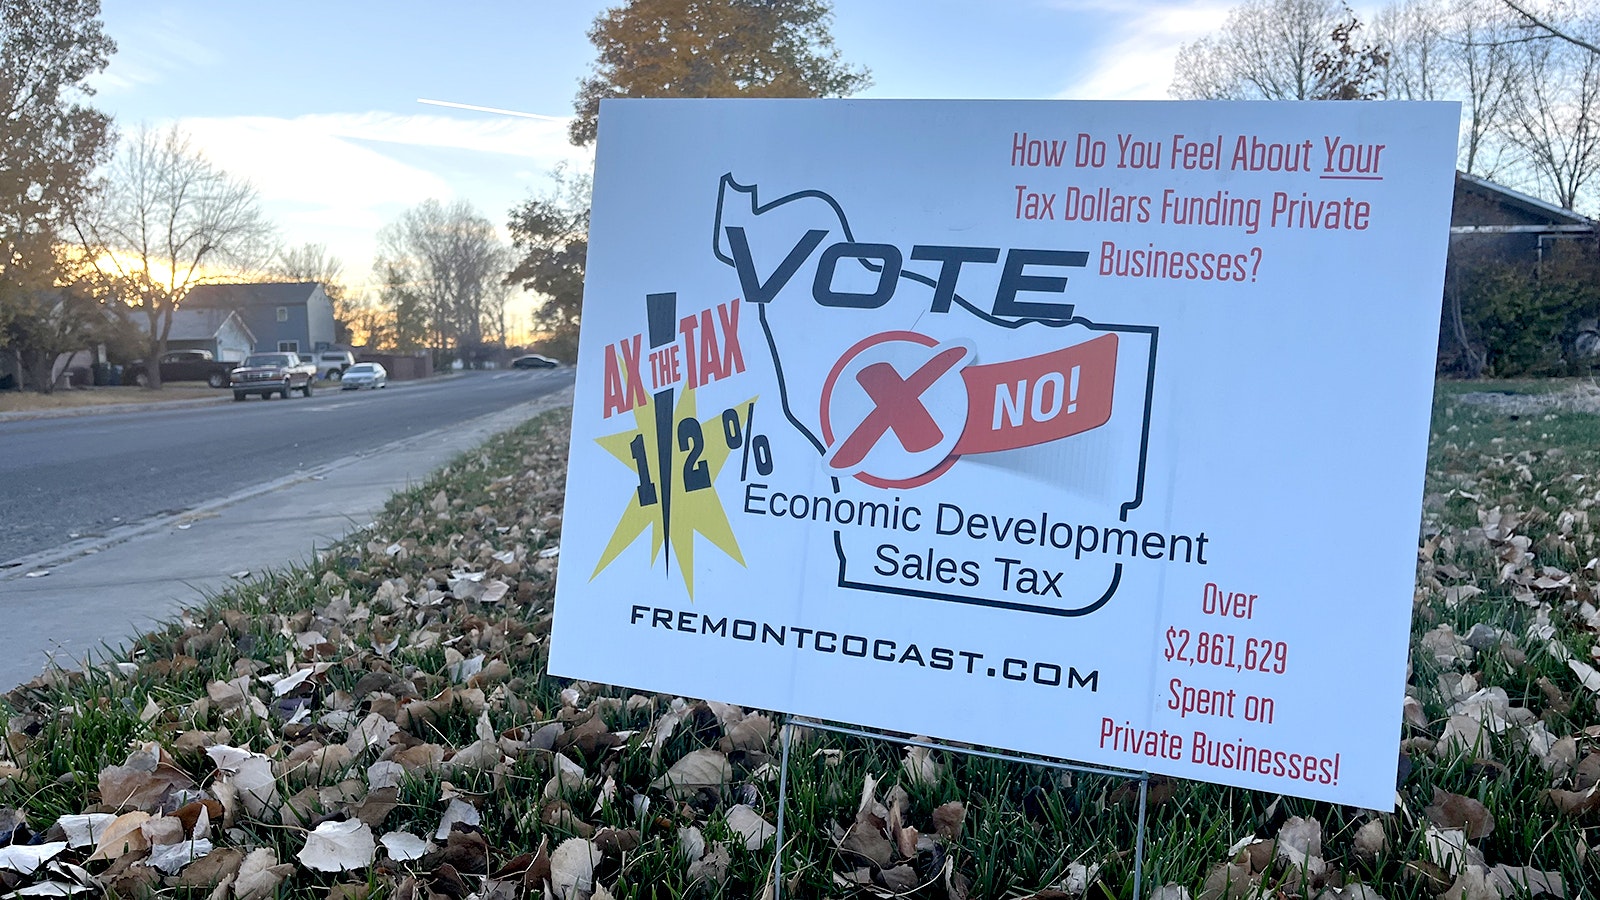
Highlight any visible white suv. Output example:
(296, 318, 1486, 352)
(308, 349, 355, 380)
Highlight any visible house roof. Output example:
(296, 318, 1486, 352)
(184, 282, 324, 308)
(167, 308, 257, 344)
(1454, 172, 1596, 230)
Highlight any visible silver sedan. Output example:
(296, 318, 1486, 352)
(339, 362, 388, 390)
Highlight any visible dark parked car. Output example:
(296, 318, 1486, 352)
(511, 354, 559, 369)
(125, 349, 237, 388)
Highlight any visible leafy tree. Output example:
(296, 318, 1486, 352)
(338, 289, 394, 350)
(569, 0, 871, 146)
(373, 262, 423, 352)
(72, 125, 274, 388)
(372, 199, 509, 365)
(0, 0, 116, 387)
(1311, 8, 1391, 99)
(1171, 0, 1345, 99)
(506, 166, 590, 362)
(1452, 245, 1600, 376)
(2, 280, 104, 391)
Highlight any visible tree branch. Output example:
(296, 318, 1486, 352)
(1502, 0, 1600, 56)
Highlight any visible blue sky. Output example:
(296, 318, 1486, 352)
(89, 0, 1240, 323)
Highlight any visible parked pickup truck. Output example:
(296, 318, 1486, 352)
(125, 349, 238, 388)
(230, 352, 318, 401)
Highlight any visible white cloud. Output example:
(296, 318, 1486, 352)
(298, 111, 578, 162)
(1054, 1, 1235, 100)
(180, 115, 452, 211)
(160, 111, 590, 294)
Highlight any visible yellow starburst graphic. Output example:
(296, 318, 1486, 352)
(591, 385, 752, 597)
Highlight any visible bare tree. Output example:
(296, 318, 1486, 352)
(72, 125, 273, 388)
(272, 241, 344, 287)
(1376, 0, 1521, 176)
(1504, 18, 1600, 210)
(270, 241, 355, 343)
(373, 199, 510, 364)
(1172, 0, 1345, 99)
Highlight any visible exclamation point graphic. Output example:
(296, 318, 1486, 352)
(1066, 364, 1081, 415)
(646, 292, 678, 574)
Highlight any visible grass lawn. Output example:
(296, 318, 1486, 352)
(0, 391, 1594, 899)
(0, 385, 225, 413)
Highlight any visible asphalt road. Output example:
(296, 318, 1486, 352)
(0, 369, 575, 566)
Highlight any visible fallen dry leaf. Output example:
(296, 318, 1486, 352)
(87, 810, 151, 861)
(234, 847, 294, 900)
(1199, 858, 1254, 900)
(1425, 788, 1495, 840)
(0, 842, 66, 875)
(98, 742, 196, 811)
(650, 748, 731, 797)
(1274, 816, 1325, 875)
(724, 804, 775, 851)
(1425, 826, 1474, 875)
(434, 797, 481, 840)
(148, 838, 214, 874)
(678, 825, 705, 862)
(1353, 819, 1386, 861)
(685, 842, 730, 888)
(54, 813, 115, 849)
(298, 819, 376, 872)
(549, 837, 599, 900)
(932, 800, 966, 840)
(206, 745, 280, 819)
(902, 743, 941, 786)
(176, 847, 244, 888)
(1490, 864, 1565, 897)
(380, 830, 429, 861)
(1547, 783, 1600, 815)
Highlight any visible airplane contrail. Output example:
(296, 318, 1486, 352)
(417, 98, 567, 121)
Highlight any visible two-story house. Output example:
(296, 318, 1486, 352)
(182, 282, 336, 355)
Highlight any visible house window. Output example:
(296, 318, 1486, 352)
(278, 341, 299, 352)
(276, 306, 288, 322)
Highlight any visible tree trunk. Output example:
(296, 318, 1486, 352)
(19, 348, 56, 393)
(1445, 268, 1485, 378)
(144, 335, 165, 389)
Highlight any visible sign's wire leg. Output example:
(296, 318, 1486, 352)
(773, 714, 794, 900)
(1134, 773, 1149, 900)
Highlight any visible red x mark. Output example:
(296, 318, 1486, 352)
(829, 345, 969, 470)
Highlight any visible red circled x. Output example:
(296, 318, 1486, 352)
(828, 345, 969, 470)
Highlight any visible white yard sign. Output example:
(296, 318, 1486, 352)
(549, 99, 1459, 809)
